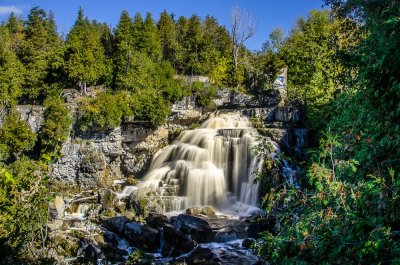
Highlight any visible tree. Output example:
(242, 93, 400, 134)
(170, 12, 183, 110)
(0, 26, 25, 108)
(142, 12, 162, 61)
(230, 5, 256, 87)
(64, 7, 107, 94)
(132, 12, 144, 51)
(184, 15, 203, 75)
(175, 16, 189, 73)
(6, 13, 25, 56)
(158, 10, 179, 64)
(280, 10, 345, 130)
(39, 97, 72, 155)
(0, 111, 36, 162)
(21, 7, 62, 102)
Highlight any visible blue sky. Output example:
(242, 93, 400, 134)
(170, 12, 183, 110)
(0, 0, 326, 50)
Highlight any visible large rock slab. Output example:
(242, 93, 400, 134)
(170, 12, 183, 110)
(172, 214, 214, 243)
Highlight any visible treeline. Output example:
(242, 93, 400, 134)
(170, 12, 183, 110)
(0, 7, 240, 107)
(256, 1, 400, 264)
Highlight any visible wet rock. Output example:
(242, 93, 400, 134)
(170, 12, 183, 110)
(101, 243, 127, 263)
(242, 238, 254, 248)
(186, 207, 202, 215)
(180, 239, 197, 253)
(82, 244, 100, 263)
(246, 216, 274, 239)
(177, 246, 218, 264)
(186, 206, 216, 217)
(126, 188, 165, 217)
(102, 230, 119, 245)
(102, 216, 130, 235)
(124, 222, 160, 252)
(173, 214, 213, 243)
(161, 224, 197, 257)
(201, 206, 216, 217)
(146, 213, 169, 229)
(274, 106, 301, 123)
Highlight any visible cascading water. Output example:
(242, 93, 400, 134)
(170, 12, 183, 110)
(139, 111, 276, 213)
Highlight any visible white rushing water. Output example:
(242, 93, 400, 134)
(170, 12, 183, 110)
(138, 111, 276, 213)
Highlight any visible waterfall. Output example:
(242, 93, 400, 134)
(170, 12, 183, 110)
(139, 111, 273, 212)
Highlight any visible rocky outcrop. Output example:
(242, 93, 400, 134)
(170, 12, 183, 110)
(51, 124, 171, 188)
(0, 105, 45, 132)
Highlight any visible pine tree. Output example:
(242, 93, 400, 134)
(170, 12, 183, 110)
(142, 12, 162, 61)
(158, 10, 179, 65)
(6, 13, 25, 56)
(21, 7, 61, 102)
(132, 12, 144, 51)
(113, 11, 155, 91)
(64, 7, 107, 94)
(184, 15, 203, 75)
(0, 26, 25, 108)
(175, 16, 188, 73)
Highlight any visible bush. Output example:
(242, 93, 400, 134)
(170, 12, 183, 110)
(131, 88, 171, 126)
(76, 92, 132, 132)
(256, 133, 400, 264)
(191, 81, 217, 107)
(39, 97, 72, 155)
(0, 111, 36, 161)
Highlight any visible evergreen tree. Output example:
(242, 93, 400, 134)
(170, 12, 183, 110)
(175, 16, 188, 73)
(158, 11, 179, 65)
(5, 13, 25, 56)
(21, 7, 62, 102)
(64, 7, 107, 94)
(142, 12, 162, 61)
(132, 12, 144, 51)
(184, 15, 203, 75)
(0, 26, 25, 108)
(113, 11, 153, 91)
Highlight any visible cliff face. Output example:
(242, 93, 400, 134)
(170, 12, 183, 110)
(5, 88, 306, 189)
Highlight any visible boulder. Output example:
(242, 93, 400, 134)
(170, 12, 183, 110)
(177, 246, 217, 264)
(246, 215, 274, 239)
(185, 206, 216, 217)
(101, 243, 128, 263)
(124, 222, 160, 252)
(201, 206, 216, 217)
(146, 213, 169, 229)
(173, 214, 213, 243)
(160, 224, 197, 257)
(102, 230, 119, 245)
(186, 207, 202, 215)
(102, 216, 130, 235)
(242, 238, 254, 248)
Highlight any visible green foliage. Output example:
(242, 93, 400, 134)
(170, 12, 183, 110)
(0, 157, 53, 264)
(64, 8, 108, 91)
(257, 133, 400, 264)
(77, 92, 132, 131)
(131, 88, 171, 125)
(280, 10, 350, 131)
(39, 97, 72, 155)
(0, 26, 25, 108)
(21, 7, 63, 102)
(191, 81, 217, 107)
(0, 111, 36, 162)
